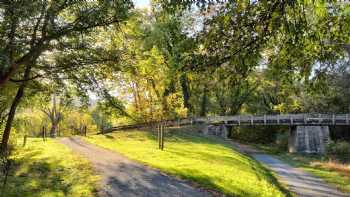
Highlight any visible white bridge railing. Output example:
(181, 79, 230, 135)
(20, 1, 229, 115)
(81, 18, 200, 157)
(191, 113, 350, 126)
(105, 113, 350, 133)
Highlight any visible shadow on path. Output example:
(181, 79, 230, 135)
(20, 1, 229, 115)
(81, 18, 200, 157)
(60, 137, 212, 197)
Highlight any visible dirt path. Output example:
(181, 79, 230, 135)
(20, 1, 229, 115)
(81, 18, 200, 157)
(232, 142, 349, 197)
(60, 137, 212, 197)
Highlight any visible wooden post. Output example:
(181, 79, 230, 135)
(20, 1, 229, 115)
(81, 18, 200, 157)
(44, 127, 47, 141)
(42, 126, 46, 142)
(159, 123, 164, 150)
(158, 124, 161, 149)
(161, 123, 164, 150)
(23, 134, 27, 147)
(250, 115, 253, 125)
(84, 126, 87, 136)
(238, 115, 241, 125)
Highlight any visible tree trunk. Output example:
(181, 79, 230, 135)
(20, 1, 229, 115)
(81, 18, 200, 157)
(0, 83, 25, 154)
(180, 74, 192, 116)
(50, 122, 58, 138)
(1, 65, 31, 154)
(200, 86, 208, 117)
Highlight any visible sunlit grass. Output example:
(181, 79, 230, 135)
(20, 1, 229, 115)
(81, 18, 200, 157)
(84, 127, 287, 197)
(2, 138, 99, 197)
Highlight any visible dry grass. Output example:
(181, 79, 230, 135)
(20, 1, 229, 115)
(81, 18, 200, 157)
(311, 161, 350, 179)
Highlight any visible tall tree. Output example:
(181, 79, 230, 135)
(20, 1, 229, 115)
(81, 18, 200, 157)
(0, 0, 133, 154)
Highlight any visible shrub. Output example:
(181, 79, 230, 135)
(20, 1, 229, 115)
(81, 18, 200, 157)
(276, 132, 289, 151)
(326, 141, 350, 163)
(230, 125, 289, 144)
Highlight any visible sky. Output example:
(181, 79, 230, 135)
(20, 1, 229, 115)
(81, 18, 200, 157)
(133, 0, 150, 8)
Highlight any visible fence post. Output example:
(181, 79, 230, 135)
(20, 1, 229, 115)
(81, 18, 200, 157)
(277, 114, 280, 124)
(84, 126, 87, 136)
(264, 114, 266, 125)
(158, 123, 161, 149)
(23, 135, 27, 147)
(42, 126, 46, 142)
(161, 123, 164, 150)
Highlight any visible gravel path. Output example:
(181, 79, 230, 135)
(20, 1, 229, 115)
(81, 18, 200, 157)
(232, 142, 349, 197)
(60, 137, 212, 197)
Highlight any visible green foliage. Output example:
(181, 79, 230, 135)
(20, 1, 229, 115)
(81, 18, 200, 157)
(326, 141, 350, 162)
(230, 126, 289, 144)
(275, 132, 289, 152)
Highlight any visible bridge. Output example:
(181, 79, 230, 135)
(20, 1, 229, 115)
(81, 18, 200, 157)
(105, 113, 350, 154)
(185, 113, 350, 126)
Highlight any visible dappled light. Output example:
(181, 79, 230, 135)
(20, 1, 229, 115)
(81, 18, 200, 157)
(0, 0, 349, 196)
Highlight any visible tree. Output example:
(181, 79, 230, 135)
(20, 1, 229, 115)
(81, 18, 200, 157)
(41, 95, 63, 138)
(0, 0, 133, 154)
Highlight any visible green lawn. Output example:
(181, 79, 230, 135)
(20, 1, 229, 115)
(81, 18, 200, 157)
(84, 127, 288, 197)
(2, 138, 99, 197)
(253, 143, 350, 194)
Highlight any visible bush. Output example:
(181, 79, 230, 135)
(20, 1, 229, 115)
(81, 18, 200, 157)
(276, 132, 289, 151)
(230, 125, 289, 144)
(326, 141, 350, 162)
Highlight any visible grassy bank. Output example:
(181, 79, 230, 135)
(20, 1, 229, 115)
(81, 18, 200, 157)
(1, 138, 99, 197)
(84, 127, 287, 197)
(253, 144, 350, 194)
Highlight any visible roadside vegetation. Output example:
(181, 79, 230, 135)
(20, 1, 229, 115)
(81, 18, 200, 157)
(1, 138, 99, 197)
(84, 127, 288, 197)
(253, 143, 350, 194)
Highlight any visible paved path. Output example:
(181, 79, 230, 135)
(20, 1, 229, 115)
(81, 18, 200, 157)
(232, 142, 349, 197)
(60, 137, 212, 197)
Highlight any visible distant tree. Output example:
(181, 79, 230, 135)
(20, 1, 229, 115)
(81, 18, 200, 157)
(41, 95, 63, 138)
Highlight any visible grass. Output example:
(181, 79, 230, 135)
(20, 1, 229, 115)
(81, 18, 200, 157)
(1, 138, 99, 197)
(84, 127, 288, 197)
(253, 143, 350, 194)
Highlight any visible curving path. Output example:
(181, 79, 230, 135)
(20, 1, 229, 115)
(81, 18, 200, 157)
(60, 137, 212, 197)
(232, 142, 349, 197)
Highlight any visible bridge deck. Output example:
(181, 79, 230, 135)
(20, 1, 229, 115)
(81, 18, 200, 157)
(105, 114, 350, 133)
(188, 114, 350, 126)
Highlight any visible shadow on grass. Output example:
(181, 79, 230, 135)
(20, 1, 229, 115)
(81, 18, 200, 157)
(106, 128, 292, 196)
(2, 146, 96, 197)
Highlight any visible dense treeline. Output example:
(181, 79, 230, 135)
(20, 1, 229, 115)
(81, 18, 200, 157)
(1, 1, 350, 153)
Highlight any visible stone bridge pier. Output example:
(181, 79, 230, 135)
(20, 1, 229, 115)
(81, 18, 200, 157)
(288, 126, 330, 154)
(200, 124, 330, 154)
